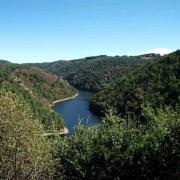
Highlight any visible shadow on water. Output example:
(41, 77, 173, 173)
(53, 91, 100, 136)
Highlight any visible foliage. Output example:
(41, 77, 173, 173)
(28, 54, 157, 91)
(0, 91, 53, 179)
(14, 67, 77, 104)
(1, 52, 180, 179)
(2, 82, 65, 131)
(53, 106, 180, 179)
(0, 62, 77, 131)
(90, 50, 180, 117)
(0, 60, 17, 83)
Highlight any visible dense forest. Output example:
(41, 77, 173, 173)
(54, 107, 180, 179)
(55, 51, 180, 179)
(90, 51, 180, 119)
(28, 54, 159, 91)
(0, 61, 77, 131)
(1, 51, 180, 179)
(0, 90, 53, 179)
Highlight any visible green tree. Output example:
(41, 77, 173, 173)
(0, 90, 53, 179)
(54, 106, 180, 179)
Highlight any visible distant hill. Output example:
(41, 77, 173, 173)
(90, 50, 180, 117)
(0, 62, 77, 131)
(139, 53, 161, 60)
(28, 54, 158, 91)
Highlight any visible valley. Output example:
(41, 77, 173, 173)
(28, 54, 158, 91)
(53, 90, 100, 135)
(1, 51, 180, 179)
(1, 1, 179, 179)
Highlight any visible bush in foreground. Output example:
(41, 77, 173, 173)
(0, 91, 53, 179)
(54, 107, 180, 179)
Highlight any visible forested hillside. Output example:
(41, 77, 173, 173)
(0, 90, 53, 179)
(0, 61, 78, 179)
(13, 67, 76, 105)
(1, 52, 180, 179)
(29, 54, 158, 91)
(54, 107, 180, 179)
(0, 62, 77, 131)
(1, 0, 179, 178)
(51, 51, 179, 179)
(90, 50, 180, 118)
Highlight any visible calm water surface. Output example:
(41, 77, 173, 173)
(53, 91, 100, 135)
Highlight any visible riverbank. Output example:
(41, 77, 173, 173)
(50, 93, 79, 136)
(50, 93, 79, 108)
(42, 127, 69, 137)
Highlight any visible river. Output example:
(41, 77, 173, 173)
(53, 91, 100, 135)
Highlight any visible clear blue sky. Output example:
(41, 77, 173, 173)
(0, 0, 179, 63)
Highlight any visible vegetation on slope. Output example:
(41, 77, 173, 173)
(0, 62, 77, 131)
(13, 67, 77, 105)
(29, 54, 158, 91)
(0, 61, 76, 179)
(1, 52, 180, 179)
(0, 90, 53, 179)
(54, 107, 180, 179)
(2, 91, 179, 179)
(90, 50, 180, 118)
